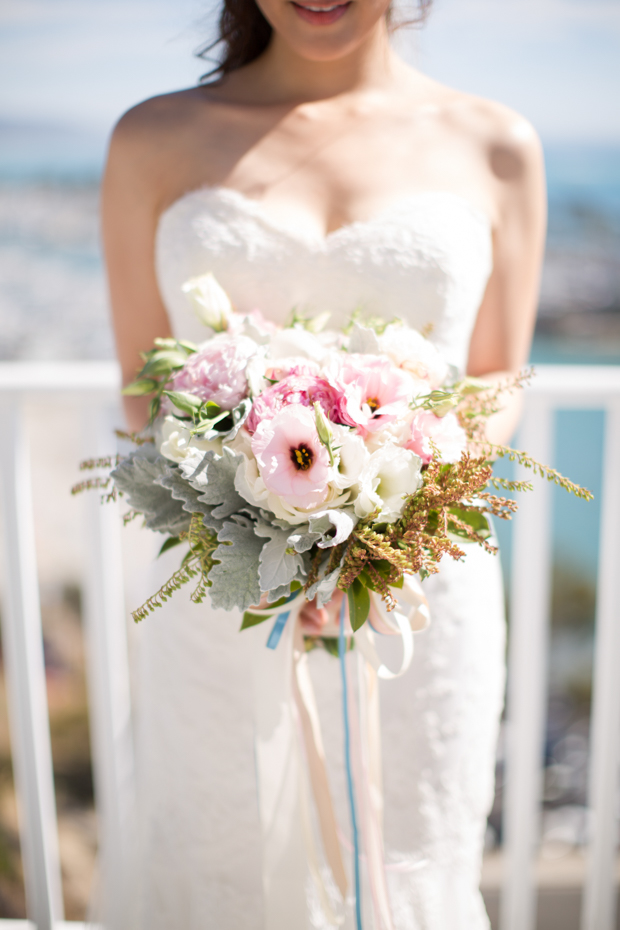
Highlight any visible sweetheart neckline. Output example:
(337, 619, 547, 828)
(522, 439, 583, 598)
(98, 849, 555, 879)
(157, 184, 493, 246)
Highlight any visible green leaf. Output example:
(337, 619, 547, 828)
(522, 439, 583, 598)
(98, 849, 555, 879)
(177, 340, 198, 354)
(158, 535, 182, 557)
(240, 611, 270, 631)
(141, 351, 187, 377)
(122, 378, 158, 396)
(190, 411, 231, 434)
(347, 578, 370, 632)
(321, 636, 354, 658)
(163, 390, 203, 415)
(448, 506, 491, 540)
(203, 401, 221, 415)
(148, 396, 161, 422)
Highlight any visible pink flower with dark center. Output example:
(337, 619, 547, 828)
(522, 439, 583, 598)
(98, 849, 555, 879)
(406, 411, 467, 464)
(171, 334, 258, 410)
(334, 355, 413, 436)
(251, 404, 330, 509)
(246, 372, 343, 434)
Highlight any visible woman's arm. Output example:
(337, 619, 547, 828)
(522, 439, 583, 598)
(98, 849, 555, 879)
(101, 104, 174, 431)
(466, 115, 547, 446)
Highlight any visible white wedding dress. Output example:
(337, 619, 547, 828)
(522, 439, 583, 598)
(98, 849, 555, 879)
(128, 187, 506, 930)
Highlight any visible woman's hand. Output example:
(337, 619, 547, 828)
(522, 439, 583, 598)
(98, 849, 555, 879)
(299, 590, 345, 635)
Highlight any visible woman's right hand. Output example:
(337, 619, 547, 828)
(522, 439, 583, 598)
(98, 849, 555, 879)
(299, 590, 345, 636)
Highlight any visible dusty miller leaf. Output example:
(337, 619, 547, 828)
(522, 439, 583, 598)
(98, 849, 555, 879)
(208, 518, 264, 611)
(254, 524, 307, 594)
(158, 465, 214, 516)
(111, 446, 190, 534)
(197, 448, 247, 519)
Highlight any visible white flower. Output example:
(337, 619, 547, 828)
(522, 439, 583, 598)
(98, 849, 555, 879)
(265, 484, 351, 526)
(353, 443, 422, 523)
(267, 327, 327, 364)
(158, 416, 222, 466)
(378, 323, 449, 388)
(329, 424, 370, 490)
(182, 272, 233, 331)
(245, 354, 269, 396)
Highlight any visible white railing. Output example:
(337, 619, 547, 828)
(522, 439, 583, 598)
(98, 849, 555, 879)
(0, 362, 618, 930)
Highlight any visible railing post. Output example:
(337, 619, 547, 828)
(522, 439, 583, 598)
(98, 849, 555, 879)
(81, 406, 135, 929)
(581, 399, 620, 930)
(501, 398, 554, 930)
(0, 401, 64, 928)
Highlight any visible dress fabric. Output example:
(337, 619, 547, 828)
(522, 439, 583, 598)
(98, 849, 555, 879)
(129, 187, 506, 930)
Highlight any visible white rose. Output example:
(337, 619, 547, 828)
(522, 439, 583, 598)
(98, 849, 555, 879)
(378, 324, 449, 388)
(266, 484, 351, 526)
(158, 416, 221, 465)
(329, 424, 370, 490)
(182, 272, 233, 331)
(353, 443, 422, 523)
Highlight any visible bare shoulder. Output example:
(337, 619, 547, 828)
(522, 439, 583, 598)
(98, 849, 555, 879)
(407, 77, 546, 228)
(108, 88, 204, 165)
(440, 87, 544, 188)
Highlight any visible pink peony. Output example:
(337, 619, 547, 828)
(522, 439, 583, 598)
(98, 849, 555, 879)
(251, 404, 330, 509)
(334, 355, 413, 436)
(406, 411, 467, 464)
(246, 372, 343, 434)
(171, 334, 258, 410)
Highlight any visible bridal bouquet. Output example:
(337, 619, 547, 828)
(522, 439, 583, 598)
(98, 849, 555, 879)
(74, 273, 591, 929)
(74, 272, 589, 638)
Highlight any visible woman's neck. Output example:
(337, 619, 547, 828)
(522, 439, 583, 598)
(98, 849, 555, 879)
(223, 20, 405, 105)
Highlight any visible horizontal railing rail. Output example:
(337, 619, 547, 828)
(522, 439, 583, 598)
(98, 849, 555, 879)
(0, 362, 618, 929)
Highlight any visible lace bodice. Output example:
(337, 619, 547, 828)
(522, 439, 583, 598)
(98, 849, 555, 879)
(155, 187, 492, 374)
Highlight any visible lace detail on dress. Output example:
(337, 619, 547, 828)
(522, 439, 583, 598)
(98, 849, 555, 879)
(155, 187, 492, 375)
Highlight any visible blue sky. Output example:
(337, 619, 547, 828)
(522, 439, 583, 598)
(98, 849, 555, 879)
(1, 0, 619, 143)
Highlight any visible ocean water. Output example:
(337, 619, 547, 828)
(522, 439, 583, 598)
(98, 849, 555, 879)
(1, 121, 618, 592)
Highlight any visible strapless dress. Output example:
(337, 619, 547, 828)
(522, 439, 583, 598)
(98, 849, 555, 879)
(127, 187, 506, 930)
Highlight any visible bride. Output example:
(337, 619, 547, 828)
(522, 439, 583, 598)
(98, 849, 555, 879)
(102, 0, 545, 926)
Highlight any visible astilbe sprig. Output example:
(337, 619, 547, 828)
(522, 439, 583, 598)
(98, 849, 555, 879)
(459, 368, 534, 443)
(337, 451, 498, 606)
(132, 513, 219, 622)
(71, 455, 122, 501)
(485, 443, 594, 501)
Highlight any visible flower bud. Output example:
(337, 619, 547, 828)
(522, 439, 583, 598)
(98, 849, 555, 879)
(182, 273, 233, 332)
(313, 402, 335, 465)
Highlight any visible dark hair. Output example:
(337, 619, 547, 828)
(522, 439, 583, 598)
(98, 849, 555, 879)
(197, 0, 433, 81)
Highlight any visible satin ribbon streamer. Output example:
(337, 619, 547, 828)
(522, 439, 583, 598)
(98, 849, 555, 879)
(252, 575, 430, 930)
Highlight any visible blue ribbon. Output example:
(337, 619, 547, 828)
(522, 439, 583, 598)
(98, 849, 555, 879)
(266, 610, 291, 650)
(339, 597, 363, 930)
(265, 590, 304, 650)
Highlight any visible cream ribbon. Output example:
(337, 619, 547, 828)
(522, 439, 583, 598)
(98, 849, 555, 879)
(252, 574, 430, 929)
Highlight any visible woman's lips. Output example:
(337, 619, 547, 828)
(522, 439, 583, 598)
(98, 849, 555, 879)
(291, 1, 351, 25)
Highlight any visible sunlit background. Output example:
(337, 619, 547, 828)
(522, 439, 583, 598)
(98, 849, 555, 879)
(0, 0, 619, 924)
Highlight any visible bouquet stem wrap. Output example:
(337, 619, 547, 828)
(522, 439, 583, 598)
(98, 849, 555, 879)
(252, 578, 429, 929)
